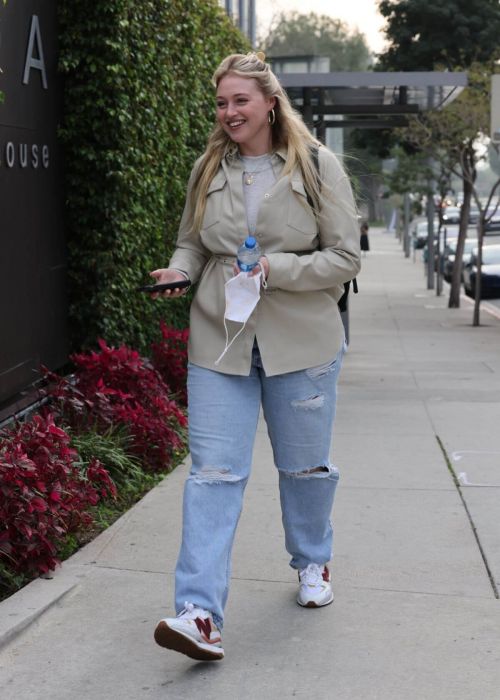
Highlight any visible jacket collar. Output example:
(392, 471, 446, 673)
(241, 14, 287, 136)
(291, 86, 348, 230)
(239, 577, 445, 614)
(274, 147, 287, 161)
(222, 144, 288, 163)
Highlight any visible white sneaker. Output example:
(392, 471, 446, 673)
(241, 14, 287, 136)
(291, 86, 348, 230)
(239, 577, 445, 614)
(154, 602, 224, 661)
(297, 563, 334, 608)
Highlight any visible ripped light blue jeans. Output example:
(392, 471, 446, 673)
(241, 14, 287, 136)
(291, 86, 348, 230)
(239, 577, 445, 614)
(175, 342, 345, 629)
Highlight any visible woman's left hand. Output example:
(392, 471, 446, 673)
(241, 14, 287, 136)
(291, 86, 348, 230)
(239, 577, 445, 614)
(233, 256, 269, 282)
(253, 256, 269, 282)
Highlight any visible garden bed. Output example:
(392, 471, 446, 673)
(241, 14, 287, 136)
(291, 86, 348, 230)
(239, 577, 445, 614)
(0, 323, 188, 601)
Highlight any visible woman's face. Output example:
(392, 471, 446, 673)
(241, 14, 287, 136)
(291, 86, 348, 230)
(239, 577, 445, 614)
(216, 74, 276, 156)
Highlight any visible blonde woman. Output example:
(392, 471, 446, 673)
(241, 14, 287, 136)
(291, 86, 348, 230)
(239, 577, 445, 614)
(151, 52, 360, 661)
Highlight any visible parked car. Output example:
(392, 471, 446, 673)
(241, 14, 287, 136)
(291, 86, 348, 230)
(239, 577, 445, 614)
(461, 205, 500, 232)
(422, 226, 463, 266)
(442, 206, 460, 224)
(443, 238, 478, 282)
(468, 206, 480, 224)
(442, 224, 478, 240)
(463, 244, 500, 298)
(422, 231, 454, 268)
(441, 224, 461, 239)
(411, 221, 429, 249)
(422, 235, 454, 272)
(411, 218, 439, 249)
(485, 205, 500, 232)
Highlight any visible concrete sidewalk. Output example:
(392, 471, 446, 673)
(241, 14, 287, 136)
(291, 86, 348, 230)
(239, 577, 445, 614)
(1, 228, 499, 699)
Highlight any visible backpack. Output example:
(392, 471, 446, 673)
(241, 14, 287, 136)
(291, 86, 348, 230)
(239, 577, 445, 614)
(305, 145, 358, 312)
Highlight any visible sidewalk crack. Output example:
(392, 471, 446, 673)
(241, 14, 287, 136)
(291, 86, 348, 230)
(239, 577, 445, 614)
(436, 435, 499, 599)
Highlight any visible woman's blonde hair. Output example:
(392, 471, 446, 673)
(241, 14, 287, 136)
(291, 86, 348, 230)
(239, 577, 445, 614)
(189, 52, 322, 234)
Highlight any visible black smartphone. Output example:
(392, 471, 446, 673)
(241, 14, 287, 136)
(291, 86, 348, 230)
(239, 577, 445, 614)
(137, 280, 191, 293)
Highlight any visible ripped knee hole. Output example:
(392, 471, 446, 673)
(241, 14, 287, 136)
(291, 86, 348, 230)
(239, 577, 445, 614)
(290, 394, 325, 410)
(189, 466, 243, 484)
(281, 465, 337, 478)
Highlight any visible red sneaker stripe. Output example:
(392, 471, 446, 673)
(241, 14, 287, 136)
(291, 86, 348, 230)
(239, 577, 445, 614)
(194, 617, 213, 640)
(194, 616, 221, 645)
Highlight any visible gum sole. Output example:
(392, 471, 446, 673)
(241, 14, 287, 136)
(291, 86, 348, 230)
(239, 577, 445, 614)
(154, 621, 224, 661)
(298, 596, 334, 608)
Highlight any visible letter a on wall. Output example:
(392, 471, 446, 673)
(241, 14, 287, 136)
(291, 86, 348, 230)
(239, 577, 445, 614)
(23, 15, 48, 89)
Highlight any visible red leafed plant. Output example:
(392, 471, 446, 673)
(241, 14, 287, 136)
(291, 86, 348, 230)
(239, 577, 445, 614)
(47, 338, 187, 473)
(0, 413, 116, 577)
(151, 322, 189, 406)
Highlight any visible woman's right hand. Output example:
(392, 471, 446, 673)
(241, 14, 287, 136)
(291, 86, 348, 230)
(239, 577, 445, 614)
(149, 268, 190, 299)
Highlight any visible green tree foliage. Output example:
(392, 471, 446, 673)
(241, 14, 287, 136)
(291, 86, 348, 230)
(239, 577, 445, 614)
(58, 0, 249, 354)
(378, 0, 500, 70)
(359, 0, 500, 161)
(386, 147, 432, 198)
(263, 12, 371, 70)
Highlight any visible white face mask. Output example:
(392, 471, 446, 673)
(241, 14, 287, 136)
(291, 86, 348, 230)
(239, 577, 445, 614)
(215, 271, 262, 365)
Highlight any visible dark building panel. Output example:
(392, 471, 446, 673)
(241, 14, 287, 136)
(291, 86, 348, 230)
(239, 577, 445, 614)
(0, 1, 67, 408)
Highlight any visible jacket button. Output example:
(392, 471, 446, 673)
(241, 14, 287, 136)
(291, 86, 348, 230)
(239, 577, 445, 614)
(264, 193, 270, 199)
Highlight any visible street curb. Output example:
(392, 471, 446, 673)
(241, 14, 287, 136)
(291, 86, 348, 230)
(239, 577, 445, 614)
(461, 292, 500, 321)
(0, 463, 186, 651)
(0, 500, 135, 651)
(0, 567, 83, 651)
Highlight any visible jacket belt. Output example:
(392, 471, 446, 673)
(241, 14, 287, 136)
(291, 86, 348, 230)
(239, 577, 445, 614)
(213, 254, 236, 265)
(213, 250, 315, 265)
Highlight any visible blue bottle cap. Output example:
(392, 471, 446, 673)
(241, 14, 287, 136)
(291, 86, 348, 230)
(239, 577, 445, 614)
(245, 236, 257, 248)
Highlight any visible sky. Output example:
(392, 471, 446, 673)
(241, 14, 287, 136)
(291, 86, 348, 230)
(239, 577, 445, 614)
(256, 0, 387, 55)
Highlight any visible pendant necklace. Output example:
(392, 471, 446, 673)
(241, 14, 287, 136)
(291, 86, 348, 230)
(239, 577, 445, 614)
(242, 156, 273, 186)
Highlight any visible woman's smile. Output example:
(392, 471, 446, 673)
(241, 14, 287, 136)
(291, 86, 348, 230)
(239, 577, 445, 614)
(227, 118, 246, 130)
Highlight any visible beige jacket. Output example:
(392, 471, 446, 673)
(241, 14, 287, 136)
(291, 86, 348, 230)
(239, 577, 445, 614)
(169, 145, 361, 376)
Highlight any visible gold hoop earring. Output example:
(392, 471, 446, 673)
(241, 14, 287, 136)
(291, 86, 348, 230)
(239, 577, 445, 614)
(268, 108, 276, 125)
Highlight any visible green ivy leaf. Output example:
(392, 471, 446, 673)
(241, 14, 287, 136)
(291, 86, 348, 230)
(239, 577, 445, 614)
(57, 0, 249, 353)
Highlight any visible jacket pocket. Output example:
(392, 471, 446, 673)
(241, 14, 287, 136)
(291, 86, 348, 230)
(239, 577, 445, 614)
(287, 180, 318, 236)
(202, 172, 227, 230)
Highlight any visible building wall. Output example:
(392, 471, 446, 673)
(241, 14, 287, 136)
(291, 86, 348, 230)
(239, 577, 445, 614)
(220, 0, 255, 46)
(0, 1, 67, 408)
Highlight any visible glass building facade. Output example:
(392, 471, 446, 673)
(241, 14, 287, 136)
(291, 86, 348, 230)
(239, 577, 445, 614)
(220, 0, 256, 46)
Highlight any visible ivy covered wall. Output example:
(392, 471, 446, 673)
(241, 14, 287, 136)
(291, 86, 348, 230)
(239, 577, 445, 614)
(58, 0, 249, 353)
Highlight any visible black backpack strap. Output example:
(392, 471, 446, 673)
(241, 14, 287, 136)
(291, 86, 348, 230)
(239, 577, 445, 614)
(305, 145, 359, 299)
(311, 144, 320, 179)
(305, 145, 320, 210)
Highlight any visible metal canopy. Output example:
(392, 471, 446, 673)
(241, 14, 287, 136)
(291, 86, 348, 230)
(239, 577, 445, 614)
(275, 70, 468, 129)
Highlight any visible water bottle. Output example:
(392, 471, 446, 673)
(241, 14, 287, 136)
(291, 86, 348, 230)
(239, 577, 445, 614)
(237, 236, 261, 272)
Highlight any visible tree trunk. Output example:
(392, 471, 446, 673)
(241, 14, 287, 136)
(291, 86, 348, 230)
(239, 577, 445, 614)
(426, 191, 435, 289)
(448, 178, 472, 308)
(473, 213, 485, 326)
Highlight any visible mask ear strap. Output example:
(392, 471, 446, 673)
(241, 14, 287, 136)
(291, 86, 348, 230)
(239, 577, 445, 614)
(215, 270, 262, 366)
(214, 318, 247, 366)
(258, 263, 267, 288)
